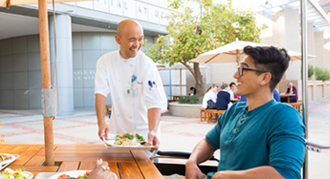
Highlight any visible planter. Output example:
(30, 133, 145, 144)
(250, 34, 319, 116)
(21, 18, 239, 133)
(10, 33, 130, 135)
(168, 102, 202, 118)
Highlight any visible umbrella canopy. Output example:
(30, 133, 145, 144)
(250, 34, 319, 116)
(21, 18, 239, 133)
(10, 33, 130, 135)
(191, 40, 315, 64)
(0, 0, 90, 7)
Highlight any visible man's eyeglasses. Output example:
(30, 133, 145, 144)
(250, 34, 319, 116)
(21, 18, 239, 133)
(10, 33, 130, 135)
(237, 66, 269, 76)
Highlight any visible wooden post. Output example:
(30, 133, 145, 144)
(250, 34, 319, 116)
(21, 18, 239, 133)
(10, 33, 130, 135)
(38, 0, 55, 166)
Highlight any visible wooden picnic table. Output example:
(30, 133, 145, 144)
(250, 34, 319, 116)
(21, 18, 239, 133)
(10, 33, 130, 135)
(280, 93, 296, 103)
(0, 144, 163, 179)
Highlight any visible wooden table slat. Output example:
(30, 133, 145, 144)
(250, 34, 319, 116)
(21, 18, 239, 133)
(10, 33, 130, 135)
(79, 161, 97, 170)
(13, 146, 43, 165)
(58, 161, 80, 172)
(0, 145, 18, 153)
(118, 162, 144, 179)
(131, 150, 163, 179)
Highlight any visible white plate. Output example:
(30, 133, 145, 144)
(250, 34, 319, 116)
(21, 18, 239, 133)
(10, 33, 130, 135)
(0, 153, 17, 165)
(49, 170, 90, 179)
(105, 140, 141, 148)
(1, 168, 34, 179)
(0, 153, 19, 170)
(49, 170, 118, 179)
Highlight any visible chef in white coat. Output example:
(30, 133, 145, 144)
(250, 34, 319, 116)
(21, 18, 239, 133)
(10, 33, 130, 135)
(94, 19, 167, 154)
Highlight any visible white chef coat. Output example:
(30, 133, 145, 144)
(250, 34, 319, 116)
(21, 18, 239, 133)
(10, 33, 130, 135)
(201, 90, 217, 109)
(95, 50, 167, 142)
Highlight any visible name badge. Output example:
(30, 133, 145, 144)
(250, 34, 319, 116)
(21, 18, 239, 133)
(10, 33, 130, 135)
(127, 87, 137, 96)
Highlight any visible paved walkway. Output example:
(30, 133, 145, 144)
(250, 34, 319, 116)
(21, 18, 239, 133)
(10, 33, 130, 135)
(1, 99, 329, 178)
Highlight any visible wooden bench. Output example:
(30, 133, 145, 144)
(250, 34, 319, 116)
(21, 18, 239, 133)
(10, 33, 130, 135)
(200, 109, 226, 123)
(289, 102, 302, 114)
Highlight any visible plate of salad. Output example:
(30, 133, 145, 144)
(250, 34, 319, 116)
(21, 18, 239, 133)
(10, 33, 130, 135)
(104, 133, 145, 148)
(49, 170, 91, 179)
(116, 133, 145, 143)
(1, 167, 34, 179)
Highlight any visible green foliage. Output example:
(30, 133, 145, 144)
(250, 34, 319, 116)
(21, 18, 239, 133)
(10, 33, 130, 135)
(178, 95, 197, 104)
(315, 66, 330, 81)
(146, 0, 267, 66)
(308, 64, 314, 79)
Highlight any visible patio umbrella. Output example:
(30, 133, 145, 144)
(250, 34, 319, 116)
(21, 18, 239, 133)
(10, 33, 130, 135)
(2, 0, 92, 166)
(191, 39, 315, 64)
(160, 63, 208, 95)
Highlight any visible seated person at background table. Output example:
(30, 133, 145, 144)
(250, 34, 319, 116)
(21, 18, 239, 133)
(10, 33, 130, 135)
(280, 82, 298, 102)
(240, 88, 280, 102)
(185, 46, 305, 179)
(202, 84, 218, 109)
(228, 82, 237, 99)
(189, 86, 197, 96)
(215, 83, 231, 110)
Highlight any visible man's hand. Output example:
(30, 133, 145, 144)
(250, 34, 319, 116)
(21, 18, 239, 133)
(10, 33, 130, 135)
(148, 130, 159, 152)
(98, 122, 109, 140)
(95, 94, 108, 140)
(87, 160, 116, 179)
(185, 160, 206, 179)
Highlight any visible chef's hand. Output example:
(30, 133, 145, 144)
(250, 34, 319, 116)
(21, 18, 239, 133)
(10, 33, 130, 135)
(148, 130, 159, 152)
(87, 160, 116, 179)
(98, 122, 109, 140)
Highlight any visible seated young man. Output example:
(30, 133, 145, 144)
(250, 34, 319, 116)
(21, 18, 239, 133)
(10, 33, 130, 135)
(185, 46, 305, 179)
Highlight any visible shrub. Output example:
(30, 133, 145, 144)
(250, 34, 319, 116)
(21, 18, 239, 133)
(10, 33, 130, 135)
(315, 66, 330, 81)
(308, 64, 314, 79)
(178, 95, 197, 104)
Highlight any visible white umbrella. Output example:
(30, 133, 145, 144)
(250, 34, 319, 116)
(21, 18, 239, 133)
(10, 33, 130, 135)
(191, 39, 315, 64)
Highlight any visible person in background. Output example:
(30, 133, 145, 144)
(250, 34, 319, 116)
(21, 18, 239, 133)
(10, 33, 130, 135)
(189, 86, 197, 96)
(186, 46, 305, 179)
(201, 84, 218, 109)
(215, 83, 231, 110)
(240, 88, 280, 102)
(280, 82, 298, 102)
(228, 82, 237, 99)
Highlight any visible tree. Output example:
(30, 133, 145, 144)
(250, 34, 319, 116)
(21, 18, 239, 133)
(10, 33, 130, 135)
(146, 0, 267, 101)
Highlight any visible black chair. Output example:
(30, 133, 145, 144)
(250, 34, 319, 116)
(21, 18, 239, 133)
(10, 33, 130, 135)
(150, 151, 218, 176)
(151, 140, 330, 178)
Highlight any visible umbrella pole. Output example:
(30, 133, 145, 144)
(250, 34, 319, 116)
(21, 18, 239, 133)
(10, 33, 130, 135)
(301, 0, 309, 178)
(38, 0, 55, 166)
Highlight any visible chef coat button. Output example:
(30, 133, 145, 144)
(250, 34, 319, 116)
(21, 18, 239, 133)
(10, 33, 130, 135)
(129, 116, 132, 119)
(234, 129, 238, 132)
